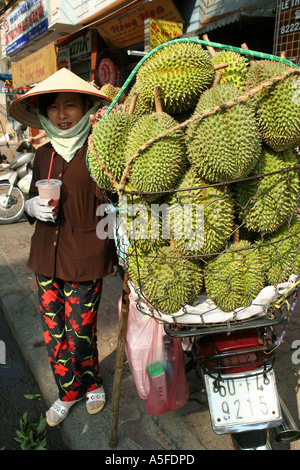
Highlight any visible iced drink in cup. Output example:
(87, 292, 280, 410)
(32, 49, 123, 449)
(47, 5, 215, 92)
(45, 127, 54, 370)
(36, 179, 62, 214)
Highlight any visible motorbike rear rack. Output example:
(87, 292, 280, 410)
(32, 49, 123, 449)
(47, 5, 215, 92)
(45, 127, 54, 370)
(164, 303, 289, 338)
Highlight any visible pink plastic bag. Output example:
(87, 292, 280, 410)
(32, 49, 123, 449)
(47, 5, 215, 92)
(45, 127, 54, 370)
(118, 294, 189, 416)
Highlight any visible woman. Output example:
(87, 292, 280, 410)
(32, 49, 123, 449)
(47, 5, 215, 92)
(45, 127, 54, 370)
(9, 68, 118, 426)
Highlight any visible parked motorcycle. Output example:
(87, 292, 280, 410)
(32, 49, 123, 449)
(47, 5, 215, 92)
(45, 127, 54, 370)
(0, 140, 35, 224)
(164, 292, 300, 450)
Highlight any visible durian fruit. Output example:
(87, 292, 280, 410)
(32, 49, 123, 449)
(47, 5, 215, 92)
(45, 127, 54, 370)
(203, 34, 248, 91)
(259, 215, 300, 284)
(119, 189, 169, 253)
(130, 244, 203, 314)
(88, 110, 134, 189)
(124, 85, 187, 197)
(246, 59, 300, 151)
(168, 166, 235, 255)
(124, 82, 153, 118)
(204, 239, 264, 312)
(212, 51, 248, 91)
(99, 83, 126, 103)
(235, 147, 299, 233)
(135, 42, 215, 115)
(187, 83, 261, 183)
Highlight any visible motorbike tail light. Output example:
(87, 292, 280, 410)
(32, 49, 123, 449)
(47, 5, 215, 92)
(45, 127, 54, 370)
(196, 329, 271, 375)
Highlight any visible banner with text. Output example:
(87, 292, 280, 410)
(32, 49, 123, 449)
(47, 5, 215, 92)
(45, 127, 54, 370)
(12, 42, 57, 88)
(4, 0, 49, 56)
(145, 18, 183, 51)
(96, 0, 183, 49)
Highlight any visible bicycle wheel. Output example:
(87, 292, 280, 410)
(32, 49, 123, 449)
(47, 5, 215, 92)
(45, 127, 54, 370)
(0, 183, 25, 224)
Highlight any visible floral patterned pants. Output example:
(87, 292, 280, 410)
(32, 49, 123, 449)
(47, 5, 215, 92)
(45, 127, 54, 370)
(35, 274, 103, 402)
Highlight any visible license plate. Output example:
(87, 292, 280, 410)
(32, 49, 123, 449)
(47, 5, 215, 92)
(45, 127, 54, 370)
(204, 369, 282, 434)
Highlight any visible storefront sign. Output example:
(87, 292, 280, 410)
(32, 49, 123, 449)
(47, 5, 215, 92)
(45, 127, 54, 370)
(96, 49, 122, 86)
(96, 0, 183, 49)
(0, 74, 13, 93)
(98, 57, 117, 85)
(68, 31, 91, 62)
(146, 18, 183, 50)
(12, 42, 57, 88)
(57, 31, 91, 70)
(274, 0, 300, 65)
(4, 0, 49, 56)
(57, 47, 71, 70)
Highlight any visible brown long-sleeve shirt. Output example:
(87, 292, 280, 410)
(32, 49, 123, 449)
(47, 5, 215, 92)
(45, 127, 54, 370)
(27, 141, 118, 282)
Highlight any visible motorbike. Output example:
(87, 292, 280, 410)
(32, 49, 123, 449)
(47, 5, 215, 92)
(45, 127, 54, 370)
(164, 291, 300, 450)
(0, 140, 35, 224)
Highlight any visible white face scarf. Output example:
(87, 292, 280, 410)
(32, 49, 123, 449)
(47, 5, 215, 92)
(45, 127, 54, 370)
(37, 101, 99, 162)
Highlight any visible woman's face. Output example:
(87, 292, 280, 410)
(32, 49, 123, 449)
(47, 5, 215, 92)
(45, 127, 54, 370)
(46, 92, 89, 130)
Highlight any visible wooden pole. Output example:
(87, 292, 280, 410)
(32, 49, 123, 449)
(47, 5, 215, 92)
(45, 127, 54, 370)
(109, 271, 130, 448)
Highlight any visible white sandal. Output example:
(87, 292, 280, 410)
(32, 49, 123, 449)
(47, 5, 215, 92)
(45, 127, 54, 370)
(46, 397, 83, 426)
(86, 387, 106, 415)
(46, 400, 70, 427)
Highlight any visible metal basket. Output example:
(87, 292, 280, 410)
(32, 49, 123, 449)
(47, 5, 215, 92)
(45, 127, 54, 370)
(87, 38, 300, 327)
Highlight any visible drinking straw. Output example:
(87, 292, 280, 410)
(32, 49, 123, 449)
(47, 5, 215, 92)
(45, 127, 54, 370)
(47, 151, 54, 183)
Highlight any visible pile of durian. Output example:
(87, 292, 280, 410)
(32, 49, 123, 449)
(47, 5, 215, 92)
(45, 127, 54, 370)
(88, 39, 300, 316)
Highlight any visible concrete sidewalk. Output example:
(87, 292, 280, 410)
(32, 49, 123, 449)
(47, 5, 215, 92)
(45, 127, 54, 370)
(0, 217, 236, 451)
(1, 217, 300, 451)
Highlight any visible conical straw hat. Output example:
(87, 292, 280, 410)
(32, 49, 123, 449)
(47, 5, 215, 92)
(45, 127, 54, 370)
(9, 67, 112, 129)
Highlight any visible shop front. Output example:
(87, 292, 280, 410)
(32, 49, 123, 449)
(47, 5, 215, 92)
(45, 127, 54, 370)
(273, 0, 300, 65)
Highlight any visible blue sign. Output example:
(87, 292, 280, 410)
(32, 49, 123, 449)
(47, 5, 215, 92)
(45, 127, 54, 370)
(6, 17, 48, 56)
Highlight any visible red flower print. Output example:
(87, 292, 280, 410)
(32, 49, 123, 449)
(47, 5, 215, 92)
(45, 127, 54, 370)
(63, 390, 79, 402)
(88, 383, 100, 393)
(69, 318, 80, 332)
(68, 337, 75, 352)
(41, 289, 58, 309)
(81, 310, 95, 325)
(54, 340, 67, 358)
(81, 359, 95, 368)
(43, 330, 52, 344)
(44, 316, 58, 329)
(94, 282, 102, 293)
(53, 363, 69, 376)
(69, 296, 80, 304)
(65, 302, 72, 317)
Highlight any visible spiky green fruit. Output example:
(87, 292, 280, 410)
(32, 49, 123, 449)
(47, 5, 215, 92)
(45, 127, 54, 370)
(118, 192, 169, 253)
(124, 82, 153, 118)
(88, 112, 133, 188)
(99, 83, 125, 103)
(124, 112, 187, 196)
(259, 216, 300, 284)
(212, 50, 248, 91)
(136, 42, 215, 114)
(129, 244, 203, 314)
(235, 147, 299, 233)
(204, 240, 264, 312)
(168, 166, 234, 255)
(246, 59, 300, 151)
(187, 84, 261, 182)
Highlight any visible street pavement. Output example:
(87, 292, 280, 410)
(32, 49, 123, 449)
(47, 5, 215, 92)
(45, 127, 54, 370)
(1, 216, 300, 452)
(0, 301, 69, 450)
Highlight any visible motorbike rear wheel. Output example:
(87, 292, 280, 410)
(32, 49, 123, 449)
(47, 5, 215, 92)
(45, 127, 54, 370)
(0, 183, 25, 224)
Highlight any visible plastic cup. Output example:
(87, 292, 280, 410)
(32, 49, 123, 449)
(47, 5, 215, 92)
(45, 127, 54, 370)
(36, 179, 62, 210)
